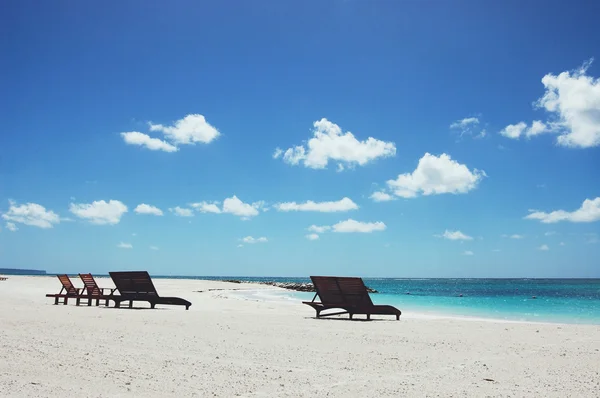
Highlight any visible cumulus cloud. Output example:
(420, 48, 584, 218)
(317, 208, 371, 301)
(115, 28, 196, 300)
(369, 191, 395, 202)
(307, 225, 331, 234)
(5, 222, 18, 232)
(190, 201, 222, 214)
(169, 207, 194, 217)
(2, 200, 61, 229)
(222, 196, 264, 218)
(536, 59, 600, 148)
(525, 197, 600, 223)
(538, 244, 549, 251)
(274, 197, 358, 212)
(149, 114, 220, 145)
(499, 121, 549, 139)
(331, 219, 386, 233)
(500, 59, 600, 148)
(435, 230, 473, 241)
(120, 132, 178, 152)
(117, 242, 132, 249)
(463, 250, 474, 256)
(134, 203, 164, 216)
(149, 246, 159, 250)
(306, 233, 319, 240)
(276, 118, 396, 170)
(70, 200, 128, 225)
(188, 196, 265, 219)
(383, 153, 485, 198)
(501, 234, 524, 239)
(240, 236, 268, 244)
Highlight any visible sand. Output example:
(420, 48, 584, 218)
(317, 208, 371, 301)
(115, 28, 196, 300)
(1, 276, 599, 397)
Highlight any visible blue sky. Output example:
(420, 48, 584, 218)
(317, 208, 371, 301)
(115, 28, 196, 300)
(1, 1, 599, 277)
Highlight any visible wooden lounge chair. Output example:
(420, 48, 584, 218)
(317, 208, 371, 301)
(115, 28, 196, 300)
(0, 276, 7, 281)
(45, 274, 84, 305)
(303, 276, 401, 320)
(108, 271, 192, 310)
(78, 273, 117, 306)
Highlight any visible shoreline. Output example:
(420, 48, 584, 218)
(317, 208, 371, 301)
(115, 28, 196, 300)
(10, 275, 600, 326)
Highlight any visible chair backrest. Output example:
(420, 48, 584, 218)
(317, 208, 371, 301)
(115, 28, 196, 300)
(79, 273, 102, 296)
(57, 274, 79, 295)
(310, 276, 373, 307)
(109, 271, 159, 297)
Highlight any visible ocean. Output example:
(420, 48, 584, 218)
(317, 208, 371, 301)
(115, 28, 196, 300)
(188, 276, 600, 325)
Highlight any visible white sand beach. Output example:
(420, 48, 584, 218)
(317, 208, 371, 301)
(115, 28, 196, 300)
(1, 276, 599, 397)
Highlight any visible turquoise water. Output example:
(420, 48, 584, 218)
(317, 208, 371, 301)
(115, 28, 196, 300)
(191, 277, 600, 324)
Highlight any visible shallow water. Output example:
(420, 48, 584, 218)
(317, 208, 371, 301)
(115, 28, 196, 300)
(187, 276, 600, 324)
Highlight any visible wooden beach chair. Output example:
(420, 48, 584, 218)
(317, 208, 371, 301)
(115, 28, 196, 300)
(109, 271, 192, 310)
(302, 276, 401, 320)
(78, 273, 117, 306)
(45, 274, 84, 305)
(0, 276, 7, 281)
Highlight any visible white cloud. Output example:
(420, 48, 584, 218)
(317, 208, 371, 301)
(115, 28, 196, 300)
(306, 233, 319, 240)
(450, 117, 479, 129)
(535, 59, 600, 148)
(544, 231, 557, 236)
(510, 234, 524, 239)
(525, 197, 600, 223)
(384, 153, 485, 198)
(241, 236, 268, 244)
(499, 122, 527, 139)
(190, 201, 222, 214)
(526, 120, 549, 137)
(149, 114, 220, 145)
(450, 117, 486, 139)
(120, 132, 178, 152)
(149, 246, 159, 250)
(559, 242, 566, 246)
(274, 197, 358, 212)
(273, 148, 283, 159)
(499, 121, 551, 140)
(169, 207, 194, 217)
(70, 200, 128, 225)
(463, 250, 474, 256)
(2, 200, 61, 229)
(538, 244, 549, 251)
(276, 118, 396, 170)
(307, 225, 331, 234)
(5, 222, 18, 232)
(436, 230, 473, 241)
(134, 203, 163, 216)
(117, 242, 132, 249)
(222, 196, 263, 218)
(370, 191, 395, 202)
(331, 219, 386, 233)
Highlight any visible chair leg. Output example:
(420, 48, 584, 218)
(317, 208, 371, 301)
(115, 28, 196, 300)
(129, 301, 133, 309)
(367, 314, 371, 321)
(54, 297, 59, 305)
(64, 298, 68, 305)
(349, 313, 353, 320)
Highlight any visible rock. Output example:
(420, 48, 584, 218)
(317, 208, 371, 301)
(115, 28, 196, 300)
(220, 280, 378, 293)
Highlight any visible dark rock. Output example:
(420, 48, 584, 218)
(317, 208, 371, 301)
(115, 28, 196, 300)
(221, 280, 378, 293)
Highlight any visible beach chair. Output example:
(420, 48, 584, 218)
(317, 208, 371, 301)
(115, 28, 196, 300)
(78, 273, 117, 306)
(0, 276, 7, 281)
(45, 274, 84, 305)
(303, 276, 401, 320)
(109, 271, 192, 310)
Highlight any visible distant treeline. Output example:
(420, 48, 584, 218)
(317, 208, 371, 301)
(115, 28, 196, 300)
(0, 268, 46, 275)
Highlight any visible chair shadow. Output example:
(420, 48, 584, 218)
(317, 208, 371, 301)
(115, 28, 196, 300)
(304, 316, 389, 322)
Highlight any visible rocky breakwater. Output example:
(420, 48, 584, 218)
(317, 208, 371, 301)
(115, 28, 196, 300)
(221, 280, 378, 293)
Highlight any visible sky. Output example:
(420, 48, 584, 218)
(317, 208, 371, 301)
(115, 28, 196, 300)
(1, 1, 599, 278)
